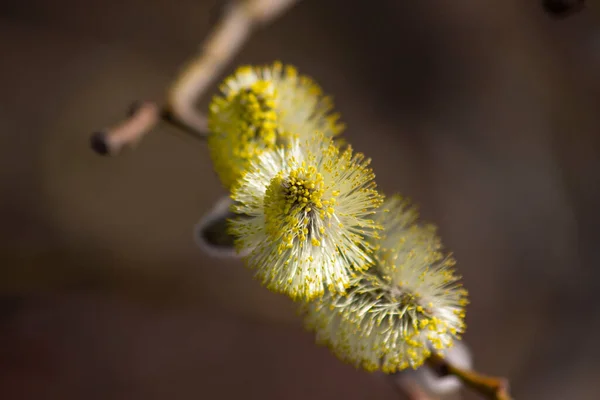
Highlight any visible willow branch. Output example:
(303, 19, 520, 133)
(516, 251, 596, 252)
(427, 353, 513, 400)
(91, 0, 299, 156)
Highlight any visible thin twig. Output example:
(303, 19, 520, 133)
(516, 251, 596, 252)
(90, 102, 160, 155)
(91, 0, 299, 156)
(427, 353, 513, 400)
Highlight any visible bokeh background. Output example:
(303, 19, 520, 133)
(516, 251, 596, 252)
(1, 0, 599, 399)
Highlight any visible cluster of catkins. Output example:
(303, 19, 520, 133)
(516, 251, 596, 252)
(204, 62, 468, 373)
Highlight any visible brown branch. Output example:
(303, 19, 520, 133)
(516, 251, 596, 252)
(427, 353, 513, 400)
(91, 102, 160, 155)
(90, 0, 299, 156)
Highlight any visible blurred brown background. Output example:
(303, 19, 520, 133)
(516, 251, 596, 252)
(1, 0, 599, 399)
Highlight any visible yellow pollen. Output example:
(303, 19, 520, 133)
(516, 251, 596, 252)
(263, 166, 331, 247)
(226, 81, 279, 149)
(207, 80, 279, 188)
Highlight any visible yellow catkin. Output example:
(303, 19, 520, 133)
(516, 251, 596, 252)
(207, 62, 345, 189)
(229, 134, 383, 302)
(302, 195, 468, 373)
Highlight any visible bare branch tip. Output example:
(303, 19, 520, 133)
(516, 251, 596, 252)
(90, 131, 110, 156)
(90, 100, 161, 156)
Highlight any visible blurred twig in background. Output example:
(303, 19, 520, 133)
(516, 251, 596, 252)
(90, 0, 299, 156)
(542, 0, 585, 19)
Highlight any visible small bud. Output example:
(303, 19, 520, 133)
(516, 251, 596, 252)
(193, 196, 247, 258)
(416, 341, 473, 395)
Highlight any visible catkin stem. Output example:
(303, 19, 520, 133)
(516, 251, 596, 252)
(427, 352, 513, 400)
